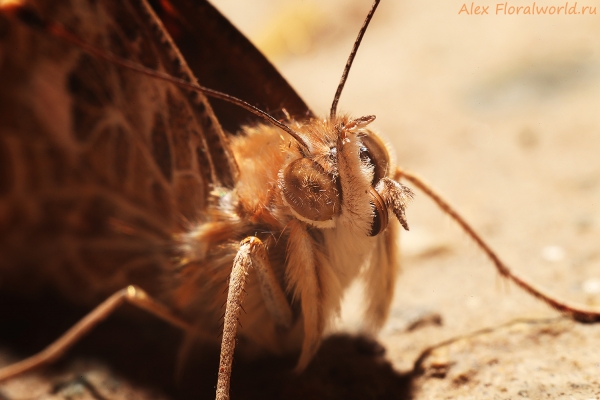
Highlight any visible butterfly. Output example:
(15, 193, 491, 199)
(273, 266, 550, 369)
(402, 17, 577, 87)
(1, 0, 599, 399)
(0, 0, 408, 397)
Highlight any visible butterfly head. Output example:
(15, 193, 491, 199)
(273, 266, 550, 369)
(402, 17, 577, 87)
(279, 114, 411, 236)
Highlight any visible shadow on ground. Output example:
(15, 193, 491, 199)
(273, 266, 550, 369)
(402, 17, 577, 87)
(0, 293, 414, 400)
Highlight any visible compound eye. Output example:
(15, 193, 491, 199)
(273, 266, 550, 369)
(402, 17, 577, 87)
(359, 133, 390, 185)
(282, 158, 341, 222)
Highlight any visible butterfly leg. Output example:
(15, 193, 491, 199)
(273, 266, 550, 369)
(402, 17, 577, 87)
(0, 285, 192, 382)
(215, 236, 292, 400)
(396, 167, 600, 322)
(285, 220, 324, 373)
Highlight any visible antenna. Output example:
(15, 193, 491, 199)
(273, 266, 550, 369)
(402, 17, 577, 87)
(330, 0, 380, 119)
(0, 1, 310, 150)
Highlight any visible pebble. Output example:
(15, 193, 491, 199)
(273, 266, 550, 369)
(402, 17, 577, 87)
(581, 278, 600, 294)
(541, 245, 566, 263)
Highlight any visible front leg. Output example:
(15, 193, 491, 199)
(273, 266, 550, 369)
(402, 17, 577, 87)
(215, 236, 292, 400)
(0, 286, 192, 383)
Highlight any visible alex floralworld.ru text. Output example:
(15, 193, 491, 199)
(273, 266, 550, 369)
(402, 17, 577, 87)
(459, 2, 596, 15)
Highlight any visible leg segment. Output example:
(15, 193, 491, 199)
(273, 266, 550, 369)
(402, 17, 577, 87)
(0, 285, 192, 382)
(285, 220, 324, 372)
(397, 167, 600, 322)
(215, 236, 292, 400)
(252, 239, 293, 329)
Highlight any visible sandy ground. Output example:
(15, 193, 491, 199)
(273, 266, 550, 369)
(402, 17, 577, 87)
(1, 0, 599, 399)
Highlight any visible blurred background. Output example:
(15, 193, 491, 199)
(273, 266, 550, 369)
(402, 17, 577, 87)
(212, 0, 600, 397)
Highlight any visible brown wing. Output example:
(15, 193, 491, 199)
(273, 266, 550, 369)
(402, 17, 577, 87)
(150, 0, 314, 133)
(0, 0, 236, 304)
